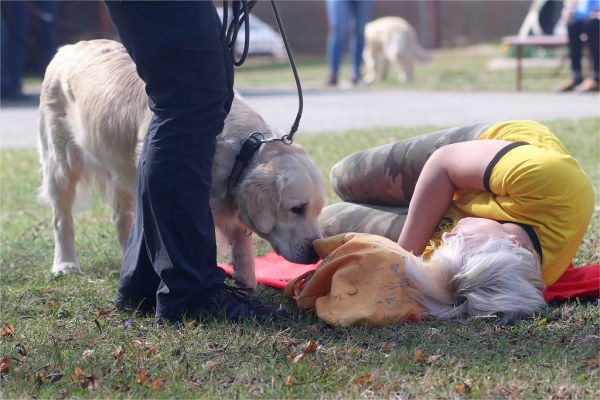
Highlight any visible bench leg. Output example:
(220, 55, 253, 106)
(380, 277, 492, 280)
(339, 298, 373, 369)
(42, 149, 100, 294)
(516, 45, 522, 91)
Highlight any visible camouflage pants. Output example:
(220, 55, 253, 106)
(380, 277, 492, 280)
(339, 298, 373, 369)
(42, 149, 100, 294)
(319, 121, 501, 241)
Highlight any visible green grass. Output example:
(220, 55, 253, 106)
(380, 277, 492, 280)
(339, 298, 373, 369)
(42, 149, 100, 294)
(233, 44, 572, 92)
(1, 118, 598, 398)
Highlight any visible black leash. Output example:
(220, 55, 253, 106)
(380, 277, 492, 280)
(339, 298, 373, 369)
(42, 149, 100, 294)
(221, 0, 303, 143)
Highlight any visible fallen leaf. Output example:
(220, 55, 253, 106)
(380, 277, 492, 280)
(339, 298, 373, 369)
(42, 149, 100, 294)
(97, 310, 111, 317)
(354, 375, 371, 385)
(76, 331, 85, 340)
(71, 365, 87, 381)
(146, 345, 159, 356)
(114, 346, 125, 359)
(0, 355, 11, 376)
(137, 368, 152, 384)
(1, 323, 15, 338)
(352, 347, 363, 354)
(373, 382, 384, 390)
(341, 347, 348, 354)
(152, 378, 165, 391)
(552, 342, 561, 347)
(456, 384, 464, 393)
(35, 371, 47, 384)
(82, 349, 95, 360)
(304, 339, 317, 354)
(379, 342, 397, 351)
(203, 359, 219, 371)
(81, 374, 99, 390)
(48, 299, 60, 308)
(292, 353, 304, 363)
(427, 355, 442, 363)
(587, 358, 597, 366)
(284, 373, 294, 387)
(186, 320, 198, 328)
(412, 349, 424, 362)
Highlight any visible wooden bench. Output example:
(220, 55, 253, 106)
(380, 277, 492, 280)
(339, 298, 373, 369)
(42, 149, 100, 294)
(501, 35, 569, 91)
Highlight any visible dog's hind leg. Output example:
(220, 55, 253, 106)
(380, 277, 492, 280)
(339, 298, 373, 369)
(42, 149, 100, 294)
(39, 98, 85, 275)
(111, 186, 133, 256)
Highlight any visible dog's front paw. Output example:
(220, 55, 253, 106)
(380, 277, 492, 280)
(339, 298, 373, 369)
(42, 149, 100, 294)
(231, 270, 257, 290)
(52, 262, 82, 275)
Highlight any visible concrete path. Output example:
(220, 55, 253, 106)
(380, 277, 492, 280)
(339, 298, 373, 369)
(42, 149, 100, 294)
(1, 87, 598, 148)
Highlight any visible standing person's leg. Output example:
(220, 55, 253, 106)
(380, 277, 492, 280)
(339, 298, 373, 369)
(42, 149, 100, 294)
(320, 121, 499, 239)
(104, 1, 256, 322)
(568, 20, 584, 79)
(326, 0, 350, 85)
(33, 1, 59, 73)
(348, 0, 374, 83)
(2, 1, 30, 98)
(575, 17, 600, 91)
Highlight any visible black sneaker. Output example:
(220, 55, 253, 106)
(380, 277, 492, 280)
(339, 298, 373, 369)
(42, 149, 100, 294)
(156, 283, 289, 327)
(114, 291, 156, 314)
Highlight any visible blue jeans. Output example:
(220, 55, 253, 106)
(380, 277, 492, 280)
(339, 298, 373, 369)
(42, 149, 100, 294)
(1, 1, 58, 97)
(104, 1, 234, 320)
(326, 0, 374, 79)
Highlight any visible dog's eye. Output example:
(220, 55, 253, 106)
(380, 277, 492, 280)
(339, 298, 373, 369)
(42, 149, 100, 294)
(291, 204, 307, 215)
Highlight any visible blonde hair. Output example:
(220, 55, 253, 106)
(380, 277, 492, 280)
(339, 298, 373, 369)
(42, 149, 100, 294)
(404, 234, 546, 323)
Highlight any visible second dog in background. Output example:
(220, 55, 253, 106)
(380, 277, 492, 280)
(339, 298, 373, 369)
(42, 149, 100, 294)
(363, 16, 432, 83)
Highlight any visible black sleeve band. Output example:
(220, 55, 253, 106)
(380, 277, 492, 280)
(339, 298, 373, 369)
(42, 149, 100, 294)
(498, 221, 543, 262)
(483, 141, 530, 193)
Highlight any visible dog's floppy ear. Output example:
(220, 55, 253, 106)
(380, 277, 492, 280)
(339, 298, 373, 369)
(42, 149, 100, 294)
(236, 165, 288, 234)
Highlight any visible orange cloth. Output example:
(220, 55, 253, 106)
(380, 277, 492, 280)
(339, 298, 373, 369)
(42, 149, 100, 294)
(283, 233, 426, 327)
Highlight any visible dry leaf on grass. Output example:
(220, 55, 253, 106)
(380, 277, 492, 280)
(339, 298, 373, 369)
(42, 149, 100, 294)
(1, 323, 15, 338)
(114, 346, 125, 359)
(456, 384, 464, 393)
(304, 339, 317, 354)
(285, 373, 294, 387)
(80, 374, 100, 390)
(354, 375, 371, 385)
(0, 355, 11, 376)
(82, 349, 95, 360)
(146, 345, 159, 356)
(379, 342, 397, 351)
(412, 349, 424, 362)
(427, 355, 442, 363)
(137, 368, 152, 384)
(352, 347, 363, 354)
(152, 378, 165, 391)
(71, 365, 87, 381)
(203, 359, 219, 371)
(292, 353, 304, 363)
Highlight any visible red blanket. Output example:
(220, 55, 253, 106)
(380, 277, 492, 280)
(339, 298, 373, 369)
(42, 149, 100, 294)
(219, 252, 599, 301)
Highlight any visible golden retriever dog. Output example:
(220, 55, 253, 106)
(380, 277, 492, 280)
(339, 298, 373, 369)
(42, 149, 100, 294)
(38, 39, 325, 289)
(363, 16, 432, 83)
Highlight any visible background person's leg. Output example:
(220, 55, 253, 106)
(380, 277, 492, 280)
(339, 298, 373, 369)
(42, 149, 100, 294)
(348, 0, 374, 82)
(568, 20, 585, 82)
(2, 1, 30, 98)
(326, 0, 350, 84)
(105, 1, 234, 320)
(329, 121, 498, 207)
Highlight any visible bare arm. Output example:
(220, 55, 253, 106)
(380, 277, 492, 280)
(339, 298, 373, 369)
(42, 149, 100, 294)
(397, 140, 513, 255)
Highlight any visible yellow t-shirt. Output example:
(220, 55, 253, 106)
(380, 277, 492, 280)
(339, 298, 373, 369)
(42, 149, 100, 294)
(429, 120, 595, 285)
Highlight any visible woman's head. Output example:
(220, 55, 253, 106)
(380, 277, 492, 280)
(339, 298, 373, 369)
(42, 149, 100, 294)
(404, 230, 546, 323)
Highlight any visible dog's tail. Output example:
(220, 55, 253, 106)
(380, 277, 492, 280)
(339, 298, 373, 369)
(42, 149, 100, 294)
(404, 235, 546, 323)
(408, 29, 433, 63)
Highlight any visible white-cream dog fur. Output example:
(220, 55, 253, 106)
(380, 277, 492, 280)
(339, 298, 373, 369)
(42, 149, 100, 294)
(363, 16, 432, 83)
(38, 39, 325, 289)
